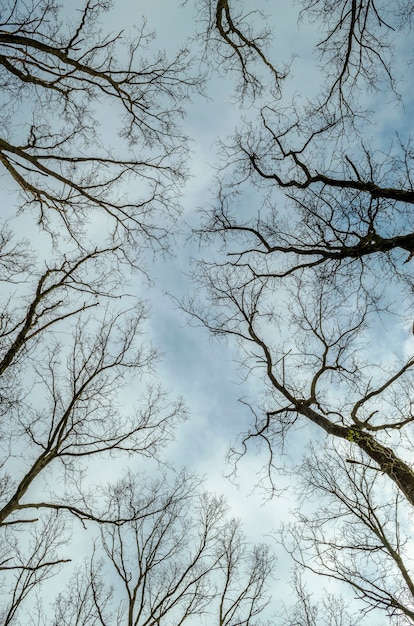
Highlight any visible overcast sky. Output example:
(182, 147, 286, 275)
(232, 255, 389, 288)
(66, 0, 322, 616)
(78, 2, 406, 622)
(5, 0, 411, 622)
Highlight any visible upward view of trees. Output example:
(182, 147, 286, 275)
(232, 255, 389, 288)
(190, 0, 414, 623)
(1, 0, 413, 623)
(0, 1, 273, 623)
(0, 0, 199, 247)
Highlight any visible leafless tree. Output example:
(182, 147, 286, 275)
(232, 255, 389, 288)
(277, 568, 358, 626)
(188, 0, 414, 622)
(0, 244, 186, 620)
(189, 0, 288, 100)
(192, 0, 414, 498)
(0, 0, 201, 618)
(51, 470, 274, 626)
(279, 444, 414, 624)
(0, 0, 200, 249)
(214, 516, 273, 626)
(0, 514, 70, 626)
(0, 250, 184, 490)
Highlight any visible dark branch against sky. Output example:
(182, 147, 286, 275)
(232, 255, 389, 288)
(0, 0, 413, 624)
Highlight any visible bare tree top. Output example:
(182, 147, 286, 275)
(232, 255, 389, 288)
(0, 0, 202, 250)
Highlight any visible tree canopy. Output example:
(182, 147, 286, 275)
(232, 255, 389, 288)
(188, 0, 414, 623)
(1, 0, 414, 624)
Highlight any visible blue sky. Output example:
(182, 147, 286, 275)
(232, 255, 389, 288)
(2, 0, 412, 623)
(93, 1, 409, 622)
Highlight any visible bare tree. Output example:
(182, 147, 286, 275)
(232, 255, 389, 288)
(277, 568, 359, 626)
(279, 444, 414, 623)
(51, 470, 274, 626)
(0, 0, 200, 249)
(214, 517, 273, 626)
(0, 249, 186, 619)
(188, 0, 414, 622)
(0, 0, 200, 618)
(0, 514, 70, 626)
(190, 0, 288, 100)
(0, 249, 185, 510)
(192, 0, 414, 499)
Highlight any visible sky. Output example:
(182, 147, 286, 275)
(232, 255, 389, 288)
(1, 0, 412, 623)
(119, 0, 308, 520)
(96, 1, 404, 621)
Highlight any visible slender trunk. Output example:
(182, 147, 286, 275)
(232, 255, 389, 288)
(0, 450, 55, 524)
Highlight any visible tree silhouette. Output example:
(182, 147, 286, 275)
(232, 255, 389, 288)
(51, 471, 274, 626)
(0, 0, 195, 618)
(0, 0, 200, 250)
(190, 1, 414, 621)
